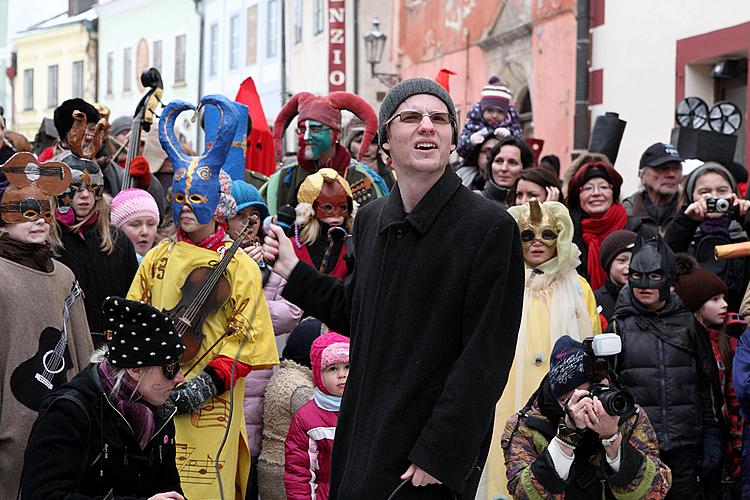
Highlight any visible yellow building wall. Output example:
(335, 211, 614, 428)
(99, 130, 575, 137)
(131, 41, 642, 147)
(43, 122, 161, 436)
(13, 23, 94, 141)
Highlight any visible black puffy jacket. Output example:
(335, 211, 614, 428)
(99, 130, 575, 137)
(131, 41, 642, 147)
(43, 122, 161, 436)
(19, 364, 183, 499)
(608, 287, 719, 452)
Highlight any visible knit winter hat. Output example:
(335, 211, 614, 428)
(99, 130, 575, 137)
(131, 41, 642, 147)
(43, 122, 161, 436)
(110, 116, 132, 138)
(480, 76, 512, 114)
(110, 188, 160, 228)
(549, 335, 588, 399)
(53, 98, 99, 140)
(599, 230, 637, 274)
(674, 254, 728, 312)
(102, 296, 184, 378)
(230, 180, 269, 221)
(282, 318, 327, 368)
(378, 77, 458, 149)
(309, 332, 350, 394)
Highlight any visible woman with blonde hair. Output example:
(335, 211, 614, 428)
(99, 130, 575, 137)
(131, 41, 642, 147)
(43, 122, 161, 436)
(292, 168, 354, 282)
(55, 152, 139, 347)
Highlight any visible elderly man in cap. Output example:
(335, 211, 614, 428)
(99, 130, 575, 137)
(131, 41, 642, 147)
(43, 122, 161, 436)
(623, 142, 683, 237)
(264, 78, 524, 498)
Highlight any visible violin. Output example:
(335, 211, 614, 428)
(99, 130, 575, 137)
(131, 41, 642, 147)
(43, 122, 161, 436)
(165, 217, 257, 369)
(121, 67, 164, 190)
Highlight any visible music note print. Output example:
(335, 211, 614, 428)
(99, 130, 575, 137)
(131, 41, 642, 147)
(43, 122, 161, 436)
(180, 454, 225, 485)
(190, 395, 230, 429)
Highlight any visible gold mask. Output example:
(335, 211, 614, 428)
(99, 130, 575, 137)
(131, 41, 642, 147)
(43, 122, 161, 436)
(515, 198, 559, 250)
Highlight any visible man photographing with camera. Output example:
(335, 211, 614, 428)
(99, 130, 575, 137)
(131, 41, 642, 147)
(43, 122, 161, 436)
(501, 334, 672, 498)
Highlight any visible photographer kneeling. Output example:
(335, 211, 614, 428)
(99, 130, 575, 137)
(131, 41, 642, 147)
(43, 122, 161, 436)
(501, 335, 671, 498)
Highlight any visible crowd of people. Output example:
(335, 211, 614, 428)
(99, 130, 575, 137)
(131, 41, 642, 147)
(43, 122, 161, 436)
(1, 70, 750, 500)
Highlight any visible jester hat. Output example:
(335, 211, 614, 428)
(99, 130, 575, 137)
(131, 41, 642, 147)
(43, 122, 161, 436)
(0, 152, 71, 225)
(204, 101, 249, 182)
(273, 91, 378, 163)
(159, 94, 239, 225)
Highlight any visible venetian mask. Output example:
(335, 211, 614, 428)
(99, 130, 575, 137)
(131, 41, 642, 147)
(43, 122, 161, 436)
(57, 155, 104, 213)
(515, 198, 560, 250)
(159, 94, 239, 225)
(314, 180, 350, 220)
(0, 152, 72, 224)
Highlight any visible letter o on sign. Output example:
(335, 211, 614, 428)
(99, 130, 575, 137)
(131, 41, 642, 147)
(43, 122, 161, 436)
(329, 71, 346, 86)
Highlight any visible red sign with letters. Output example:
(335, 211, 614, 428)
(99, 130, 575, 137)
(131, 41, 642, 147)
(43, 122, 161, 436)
(328, 0, 346, 92)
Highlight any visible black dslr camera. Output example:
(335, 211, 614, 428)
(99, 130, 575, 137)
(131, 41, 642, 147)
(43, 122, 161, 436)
(706, 197, 733, 215)
(583, 334, 635, 417)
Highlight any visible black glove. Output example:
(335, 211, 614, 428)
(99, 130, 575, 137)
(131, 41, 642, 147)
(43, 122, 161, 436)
(702, 428, 722, 473)
(168, 370, 218, 415)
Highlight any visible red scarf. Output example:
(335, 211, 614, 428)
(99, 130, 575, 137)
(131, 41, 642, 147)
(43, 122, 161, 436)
(56, 208, 99, 240)
(581, 203, 627, 290)
(176, 223, 227, 252)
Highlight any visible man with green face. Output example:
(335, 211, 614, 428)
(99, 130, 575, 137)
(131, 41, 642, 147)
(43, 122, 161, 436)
(262, 91, 388, 214)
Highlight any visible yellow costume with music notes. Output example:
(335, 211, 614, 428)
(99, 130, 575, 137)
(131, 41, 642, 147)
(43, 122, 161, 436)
(128, 239, 278, 500)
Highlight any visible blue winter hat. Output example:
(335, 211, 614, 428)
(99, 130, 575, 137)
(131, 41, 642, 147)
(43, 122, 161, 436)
(230, 180, 269, 221)
(549, 336, 588, 399)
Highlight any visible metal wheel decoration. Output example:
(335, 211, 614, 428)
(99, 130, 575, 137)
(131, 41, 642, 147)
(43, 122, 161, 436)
(708, 101, 743, 135)
(675, 97, 709, 129)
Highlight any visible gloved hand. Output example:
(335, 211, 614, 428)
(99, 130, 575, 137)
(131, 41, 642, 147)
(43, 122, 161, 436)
(129, 155, 152, 189)
(469, 131, 487, 145)
(701, 428, 722, 473)
(494, 127, 511, 139)
(168, 370, 218, 415)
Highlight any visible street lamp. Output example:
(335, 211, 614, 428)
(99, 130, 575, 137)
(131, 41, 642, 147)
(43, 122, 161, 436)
(363, 18, 400, 87)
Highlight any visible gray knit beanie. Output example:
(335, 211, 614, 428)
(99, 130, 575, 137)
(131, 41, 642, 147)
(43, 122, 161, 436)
(378, 77, 458, 149)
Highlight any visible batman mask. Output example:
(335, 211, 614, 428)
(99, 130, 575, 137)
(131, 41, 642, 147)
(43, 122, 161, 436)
(628, 237, 676, 302)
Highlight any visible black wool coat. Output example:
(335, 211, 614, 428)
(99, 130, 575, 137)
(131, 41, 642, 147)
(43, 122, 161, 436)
(20, 364, 183, 499)
(283, 167, 525, 499)
(57, 223, 138, 335)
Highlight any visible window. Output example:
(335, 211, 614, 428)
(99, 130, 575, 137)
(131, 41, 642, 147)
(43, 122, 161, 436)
(123, 47, 132, 92)
(209, 23, 218, 75)
(293, 0, 302, 44)
(106, 52, 113, 95)
(175, 34, 186, 83)
(314, 0, 324, 35)
(152, 40, 163, 72)
(23, 69, 33, 111)
(246, 6, 257, 66)
(267, 0, 278, 57)
(47, 65, 58, 108)
(229, 15, 240, 70)
(72, 60, 84, 98)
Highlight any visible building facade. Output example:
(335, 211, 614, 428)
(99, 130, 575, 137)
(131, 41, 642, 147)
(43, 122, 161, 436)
(97, 0, 201, 151)
(11, 5, 96, 140)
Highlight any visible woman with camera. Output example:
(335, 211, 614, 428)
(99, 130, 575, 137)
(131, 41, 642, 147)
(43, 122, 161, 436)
(664, 162, 750, 311)
(501, 335, 671, 499)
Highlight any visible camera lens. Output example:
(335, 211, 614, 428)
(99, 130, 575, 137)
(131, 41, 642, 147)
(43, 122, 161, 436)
(716, 198, 731, 213)
(590, 385, 635, 417)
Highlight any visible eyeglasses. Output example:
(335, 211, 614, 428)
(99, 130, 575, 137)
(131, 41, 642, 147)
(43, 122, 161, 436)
(296, 124, 331, 135)
(384, 110, 452, 126)
(580, 183, 613, 194)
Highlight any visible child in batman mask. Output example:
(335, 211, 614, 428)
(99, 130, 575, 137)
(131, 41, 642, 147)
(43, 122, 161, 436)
(607, 235, 722, 498)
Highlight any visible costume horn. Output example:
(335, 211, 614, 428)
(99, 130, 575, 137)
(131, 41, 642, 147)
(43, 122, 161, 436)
(529, 198, 543, 224)
(273, 92, 314, 163)
(68, 110, 107, 160)
(327, 92, 378, 162)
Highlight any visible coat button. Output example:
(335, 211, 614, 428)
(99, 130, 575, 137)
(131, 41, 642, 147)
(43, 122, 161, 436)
(395, 228, 404, 239)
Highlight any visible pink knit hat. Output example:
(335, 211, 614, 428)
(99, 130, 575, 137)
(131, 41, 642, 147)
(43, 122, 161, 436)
(309, 332, 350, 394)
(110, 188, 160, 227)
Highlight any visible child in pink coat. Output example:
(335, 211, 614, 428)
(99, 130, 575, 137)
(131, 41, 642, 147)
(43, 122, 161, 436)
(284, 332, 349, 500)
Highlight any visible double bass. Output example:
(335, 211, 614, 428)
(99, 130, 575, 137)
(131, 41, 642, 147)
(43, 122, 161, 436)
(121, 67, 164, 190)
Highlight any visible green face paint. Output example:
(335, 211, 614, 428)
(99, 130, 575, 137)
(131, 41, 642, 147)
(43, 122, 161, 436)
(298, 120, 334, 161)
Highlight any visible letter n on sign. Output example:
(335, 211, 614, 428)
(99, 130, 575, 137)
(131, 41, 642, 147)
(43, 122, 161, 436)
(328, 1, 346, 92)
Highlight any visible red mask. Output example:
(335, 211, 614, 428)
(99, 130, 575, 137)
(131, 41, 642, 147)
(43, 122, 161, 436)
(313, 181, 349, 219)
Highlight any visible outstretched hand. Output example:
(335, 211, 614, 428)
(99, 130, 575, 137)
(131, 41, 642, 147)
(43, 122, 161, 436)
(263, 223, 299, 279)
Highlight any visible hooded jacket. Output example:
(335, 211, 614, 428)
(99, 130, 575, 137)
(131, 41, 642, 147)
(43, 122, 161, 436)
(19, 364, 182, 499)
(608, 287, 719, 451)
(284, 333, 349, 500)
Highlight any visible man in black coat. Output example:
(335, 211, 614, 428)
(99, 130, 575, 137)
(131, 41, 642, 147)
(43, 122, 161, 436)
(265, 78, 524, 498)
